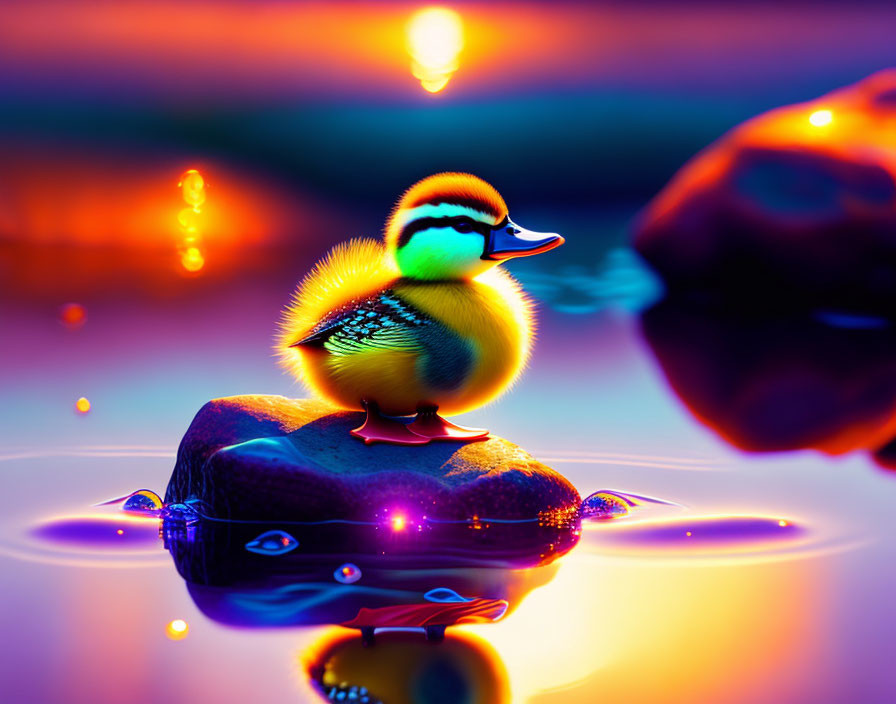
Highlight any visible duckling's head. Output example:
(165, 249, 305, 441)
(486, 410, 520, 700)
(385, 173, 564, 281)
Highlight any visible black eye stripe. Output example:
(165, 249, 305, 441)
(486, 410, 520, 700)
(397, 216, 491, 249)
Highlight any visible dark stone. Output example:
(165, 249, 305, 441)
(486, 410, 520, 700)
(164, 395, 580, 570)
(633, 70, 896, 315)
(167, 394, 579, 521)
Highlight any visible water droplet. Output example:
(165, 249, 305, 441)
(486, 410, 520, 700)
(581, 491, 631, 520)
(122, 490, 163, 514)
(423, 587, 471, 603)
(334, 562, 362, 584)
(162, 502, 200, 525)
(245, 530, 299, 556)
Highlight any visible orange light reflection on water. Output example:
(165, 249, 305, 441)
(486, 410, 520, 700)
(450, 550, 823, 703)
(0, 145, 288, 249)
(180, 246, 204, 273)
(176, 169, 206, 273)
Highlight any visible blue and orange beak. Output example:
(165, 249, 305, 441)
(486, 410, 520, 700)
(482, 218, 564, 260)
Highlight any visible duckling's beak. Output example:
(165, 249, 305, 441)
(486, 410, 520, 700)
(482, 218, 564, 260)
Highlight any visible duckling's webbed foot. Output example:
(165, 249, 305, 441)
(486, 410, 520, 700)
(408, 404, 489, 442)
(351, 400, 430, 446)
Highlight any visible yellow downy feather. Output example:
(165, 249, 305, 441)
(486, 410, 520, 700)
(394, 267, 534, 415)
(277, 238, 399, 394)
(276, 241, 535, 416)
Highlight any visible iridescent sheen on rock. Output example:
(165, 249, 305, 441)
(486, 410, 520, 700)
(162, 502, 201, 525)
(424, 587, 471, 603)
(165, 396, 582, 566)
(245, 530, 299, 556)
(581, 491, 630, 520)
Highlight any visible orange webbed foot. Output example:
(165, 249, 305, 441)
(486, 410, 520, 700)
(407, 404, 489, 442)
(351, 401, 430, 446)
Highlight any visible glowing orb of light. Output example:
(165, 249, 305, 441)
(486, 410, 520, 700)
(178, 169, 206, 208)
(75, 397, 91, 414)
(809, 109, 833, 127)
(406, 7, 464, 93)
(180, 247, 205, 273)
(58, 303, 87, 329)
(165, 619, 189, 640)
(334, 562, 362, 584)
(391, 515, 407, 531)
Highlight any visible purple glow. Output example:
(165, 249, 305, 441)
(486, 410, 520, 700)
(30, 515, 161, 548)
(598, 515, 803, 549)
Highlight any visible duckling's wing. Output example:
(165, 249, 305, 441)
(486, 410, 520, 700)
(278, 237, 400, 350)
(295, 291, 427, 355)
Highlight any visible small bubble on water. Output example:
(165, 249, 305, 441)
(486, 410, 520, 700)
(245, 530, 299, 556)
(581, 491, 631, 521)
(122, 490, 163, 514)
(334, 563, 362, 584)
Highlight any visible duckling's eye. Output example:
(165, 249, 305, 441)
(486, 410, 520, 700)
(453, 219, 474, 233)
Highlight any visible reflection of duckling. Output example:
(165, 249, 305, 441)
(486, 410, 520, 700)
(279, 173, 563, 445)
(305, 630, 510, 704)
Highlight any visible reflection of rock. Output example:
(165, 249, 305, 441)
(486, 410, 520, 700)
(633, 70, 896, 313)
(166, 512, 558, 635)
(641, 298, 896, 462)
(306, 630, 510, 704)
(166, 396, 580, 565)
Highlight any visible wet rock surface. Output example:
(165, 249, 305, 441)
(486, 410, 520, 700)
(165, 395, 580, 525)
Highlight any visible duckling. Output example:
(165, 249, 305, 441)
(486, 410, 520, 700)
(278, 172, 563, 445)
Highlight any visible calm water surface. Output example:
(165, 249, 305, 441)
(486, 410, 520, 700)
(2, 281, 895, 704)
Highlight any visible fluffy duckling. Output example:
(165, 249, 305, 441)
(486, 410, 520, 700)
(278, 172, 563, 445)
